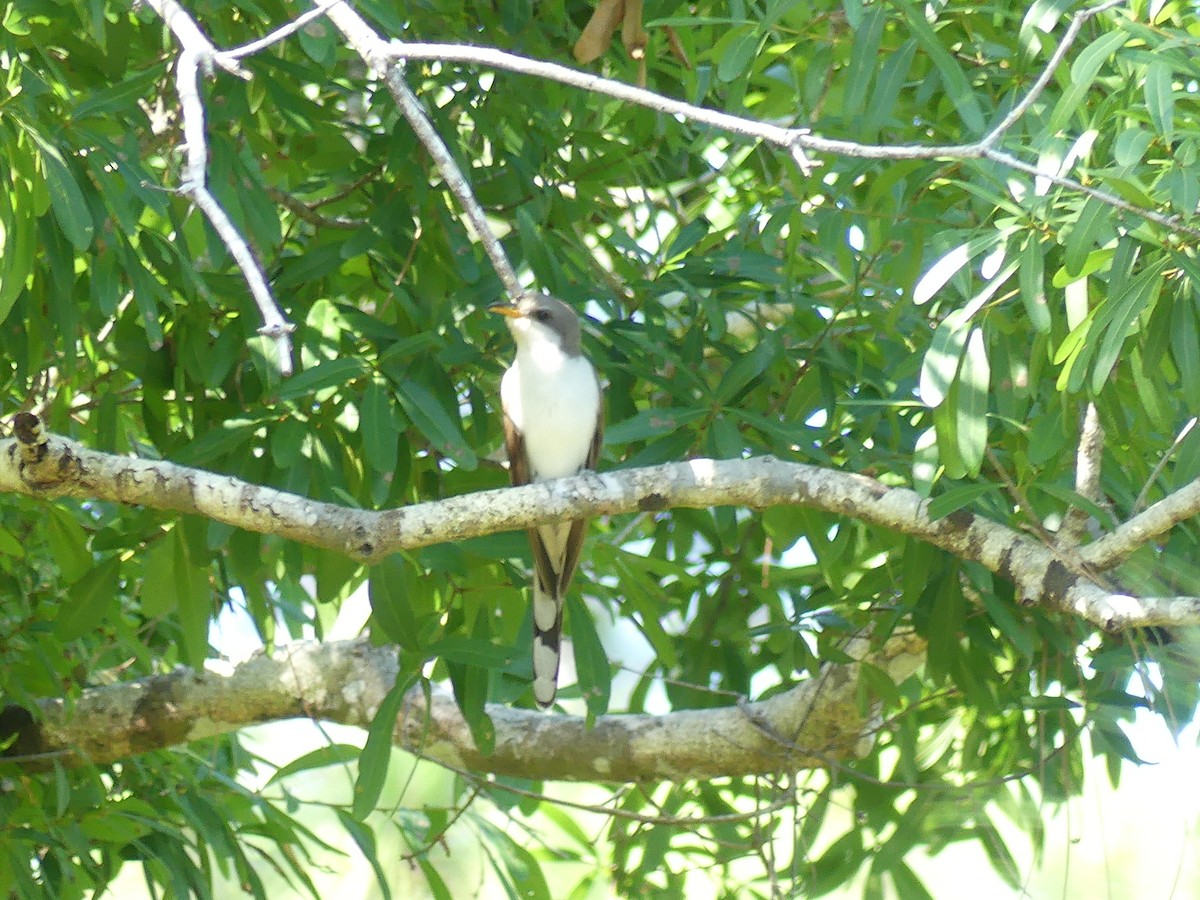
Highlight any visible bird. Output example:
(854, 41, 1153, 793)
(491, 294, 603, 708)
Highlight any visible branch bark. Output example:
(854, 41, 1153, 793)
(0, 634, 925, 781)
(4, 414, 1199, 629)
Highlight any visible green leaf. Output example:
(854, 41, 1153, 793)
(1144, 60, 1175, 144)
(1032, 484, 1113, 529)
(1062, 197, 1107, 278)
(1018, 237, 1050, 333)
(29, 131, 94, 250)
(887, 862, 935, 900)
(979, 590, 1033, 659)
(713, 335, 778, 404)
(477, 820, 552, 900)
(901, 3, 984, 133)
(447, 615, 495, 754)
(266, 743, 361, 786)
(925, 483, 1000, 521)
(174, 417, 265, 466)
(45, 508, 92, 583)
(368, 554, 418, 645)
(361, 377, 400, 477)
(334, 809, 393, 900)
(275, 358, 369, 402)
(1051, 247, 1113, 288)
(1113, 127, 1154, 168)
(140, 533, 178, 618)
(1091, 260, 1165, 393)
(954, 328, 989, 476)
(0, 135, 37, 324)
(913, 234, 1000, 305)
(605, 407, 706, 445)
(352, 675, 411, 821)
(919, 309, 971, 408)
(932, 382, 966, 479)
(57, 557, 119, 641)
(395, 380, 478, 469)
(715, 26, 758, 83)
(0, 526, 25, 558)
(1069, 28, 1129, 87)
(862, 40, 917, 137)
(173, 526, 212, 667)
(427, 636, 524, 673)
(1170, 295, 1200, 414)
(843, 5, 885, 119)
(566, 592, 610, 724)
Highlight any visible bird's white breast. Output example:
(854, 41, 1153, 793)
(502, 338, 600, 481)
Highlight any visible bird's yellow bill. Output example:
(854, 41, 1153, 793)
(490, 304, 524, 319)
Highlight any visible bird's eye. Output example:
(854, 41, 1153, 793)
(532, 309, 550, 322)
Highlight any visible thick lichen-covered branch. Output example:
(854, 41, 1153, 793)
(0, 634, 925, 781)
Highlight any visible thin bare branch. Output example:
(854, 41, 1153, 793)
(225, 0, 347, 60)
(978, 0, 1128, 149)
(1134, 417, 1197, 513)
(143, 0, 297, 374)
(323, 3, 524, 300)
(369, 0, 1200, 242)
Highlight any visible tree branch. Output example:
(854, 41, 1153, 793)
(4, 414, 1199, 629)
(143, 0, 297, 374)
(1084, 475, 1200, 571)
(323, 2, 524, 300)
(366, 1, 1200, 242)
(1059, 402, 1105, 546)
(0, 634, 925, 781)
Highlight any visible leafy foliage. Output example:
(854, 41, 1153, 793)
(1, 0, 1198, 896)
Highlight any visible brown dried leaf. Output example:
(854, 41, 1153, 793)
(622, 0, 648, 60)
(574, 0, 625, 64)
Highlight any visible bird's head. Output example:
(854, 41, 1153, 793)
(490, 294, 582, 355)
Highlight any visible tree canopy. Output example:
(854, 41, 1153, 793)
(1, 0, 1199, 896)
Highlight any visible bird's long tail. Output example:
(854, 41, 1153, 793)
(531, 582, 563, 708)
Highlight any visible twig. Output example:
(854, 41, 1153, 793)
(1059, 402, 1106, 546)
(225, 0, 347, 60)
(323, 3, 524, 301)
(977, 0, 1128, 150)
(266, 187, 366, 230)
(384, 69, 524, 299)
(144, 0, 300, 375)
(1133, 417, 1197, 513)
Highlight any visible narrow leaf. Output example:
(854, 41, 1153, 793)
(919, 309, 971, 407)
(1019, 237, 1051, 333)
(352, 676, 411, 820)
(368, 554, 418, 645)
(913, 235, 999, 305)
(396, 381, 478, 469)
(1144, 61, 1175, 144)
(955, 328, 989, 476)
(566, 592, 611, 725)
(361, 377, 400, 476)
(57, 557, 119, 641)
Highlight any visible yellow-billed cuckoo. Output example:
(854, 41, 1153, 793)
(491, 295, 603, 708)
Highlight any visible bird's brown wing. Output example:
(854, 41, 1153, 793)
(504, 410, 559, 596)
(557, 391, 604, 592)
